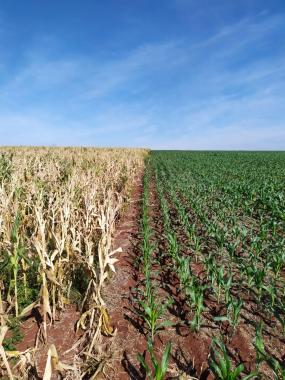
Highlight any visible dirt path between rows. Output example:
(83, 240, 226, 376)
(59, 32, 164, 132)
(101, 172, 146, 380)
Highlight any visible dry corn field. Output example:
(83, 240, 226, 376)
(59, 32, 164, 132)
(0, 147, 147, 379)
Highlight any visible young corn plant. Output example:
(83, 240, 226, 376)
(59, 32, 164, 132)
(215, 266, 226, 304)
(137, 339, 172, 380)
(254, 323, 285, 379)
(215, 297, 243, 334)
(270, 254, 283, 280)
(253, 266, 268, 302)
(185, 279, 205, 332)
(203, 253, 216, 286)
(263, 281, 277, 312)
(226, 241, 239, 260)
(190, 290, 204, 332)
(177, 256, 191, 290)
(187, 222, 196, 241)
(229, 298, 243, 332)
(241, 264, 255, 292)
(138, 283, 173, 342)
(275, 311, 285, 336)
(214, 227, 227, 249)
(223, 272, 233, 305)
(209, 339, 258, 380)
(167, 232, 179, 265)
(192, 234, 201, 260)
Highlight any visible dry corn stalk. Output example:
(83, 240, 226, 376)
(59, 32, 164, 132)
(0, 147, 147, 378)
(0, 326, 13, 380)
(43, 344, 74, 380)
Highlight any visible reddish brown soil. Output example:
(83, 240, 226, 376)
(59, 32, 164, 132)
(15, 304, 80, 379)
(101, 173, 146, 380)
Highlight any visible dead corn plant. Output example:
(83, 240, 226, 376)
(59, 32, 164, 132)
(0, 147, 147, 379)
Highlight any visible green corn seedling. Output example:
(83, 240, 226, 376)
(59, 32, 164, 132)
(230, 298, 243, 331)
(137, 339, 172, 380)
(253, 266, 268, 302)
(209, 339, 258, 380)
(216, 266, 225, 304)
(275, 311, 285, 336)
(190, 290, 204, 332)
(177, 256, 191, 290)
(223, 272, 233, 305)
(185, 280, 205, 332)
(254, 323, 285, 379)
(214, 297, 243, 333)
(139, 281, 173, 341)
(167, 233, 179, 263)
(254, 323, 266, 366)
(263, 281, 277, 311)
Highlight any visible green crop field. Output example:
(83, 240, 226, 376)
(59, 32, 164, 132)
(135, 151, 285, 379)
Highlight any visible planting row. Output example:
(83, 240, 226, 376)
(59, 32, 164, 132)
(133, 151, 285, 379)
(0, 147, 147, 379)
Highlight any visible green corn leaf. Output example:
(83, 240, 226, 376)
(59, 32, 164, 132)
(232, 363, 244, 378)
(242, 371, 259, 380)
(137, 353, 153, 379)
(209, 361, 223, 378)
(157, 320, 173, 330)
(214, 316, 229, 322)
(161, 341, 172, 376)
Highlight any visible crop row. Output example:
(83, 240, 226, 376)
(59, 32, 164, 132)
(135, 151, 285, 379)
(0, 147, 146, 379)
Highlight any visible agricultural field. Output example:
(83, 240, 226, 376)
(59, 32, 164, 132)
(121, 151, 285, 380)
(0, 147, 146, 379)
(0, 149, 285, 380)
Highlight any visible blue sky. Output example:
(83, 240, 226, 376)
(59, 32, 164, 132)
(0, 0, 284, 149)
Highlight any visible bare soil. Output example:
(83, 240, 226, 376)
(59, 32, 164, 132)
(101, 173, 146, 380)
(16, 304, 80, 379)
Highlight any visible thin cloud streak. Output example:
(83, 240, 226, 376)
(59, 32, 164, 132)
(0, 8, 284, 148)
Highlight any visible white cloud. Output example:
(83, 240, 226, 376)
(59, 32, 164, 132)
(0, 10, 284, 149)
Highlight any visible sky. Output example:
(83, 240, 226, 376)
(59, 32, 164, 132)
(0, 0, 284, 149)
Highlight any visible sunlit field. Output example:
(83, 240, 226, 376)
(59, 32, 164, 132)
(0, 149, 284, 379)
